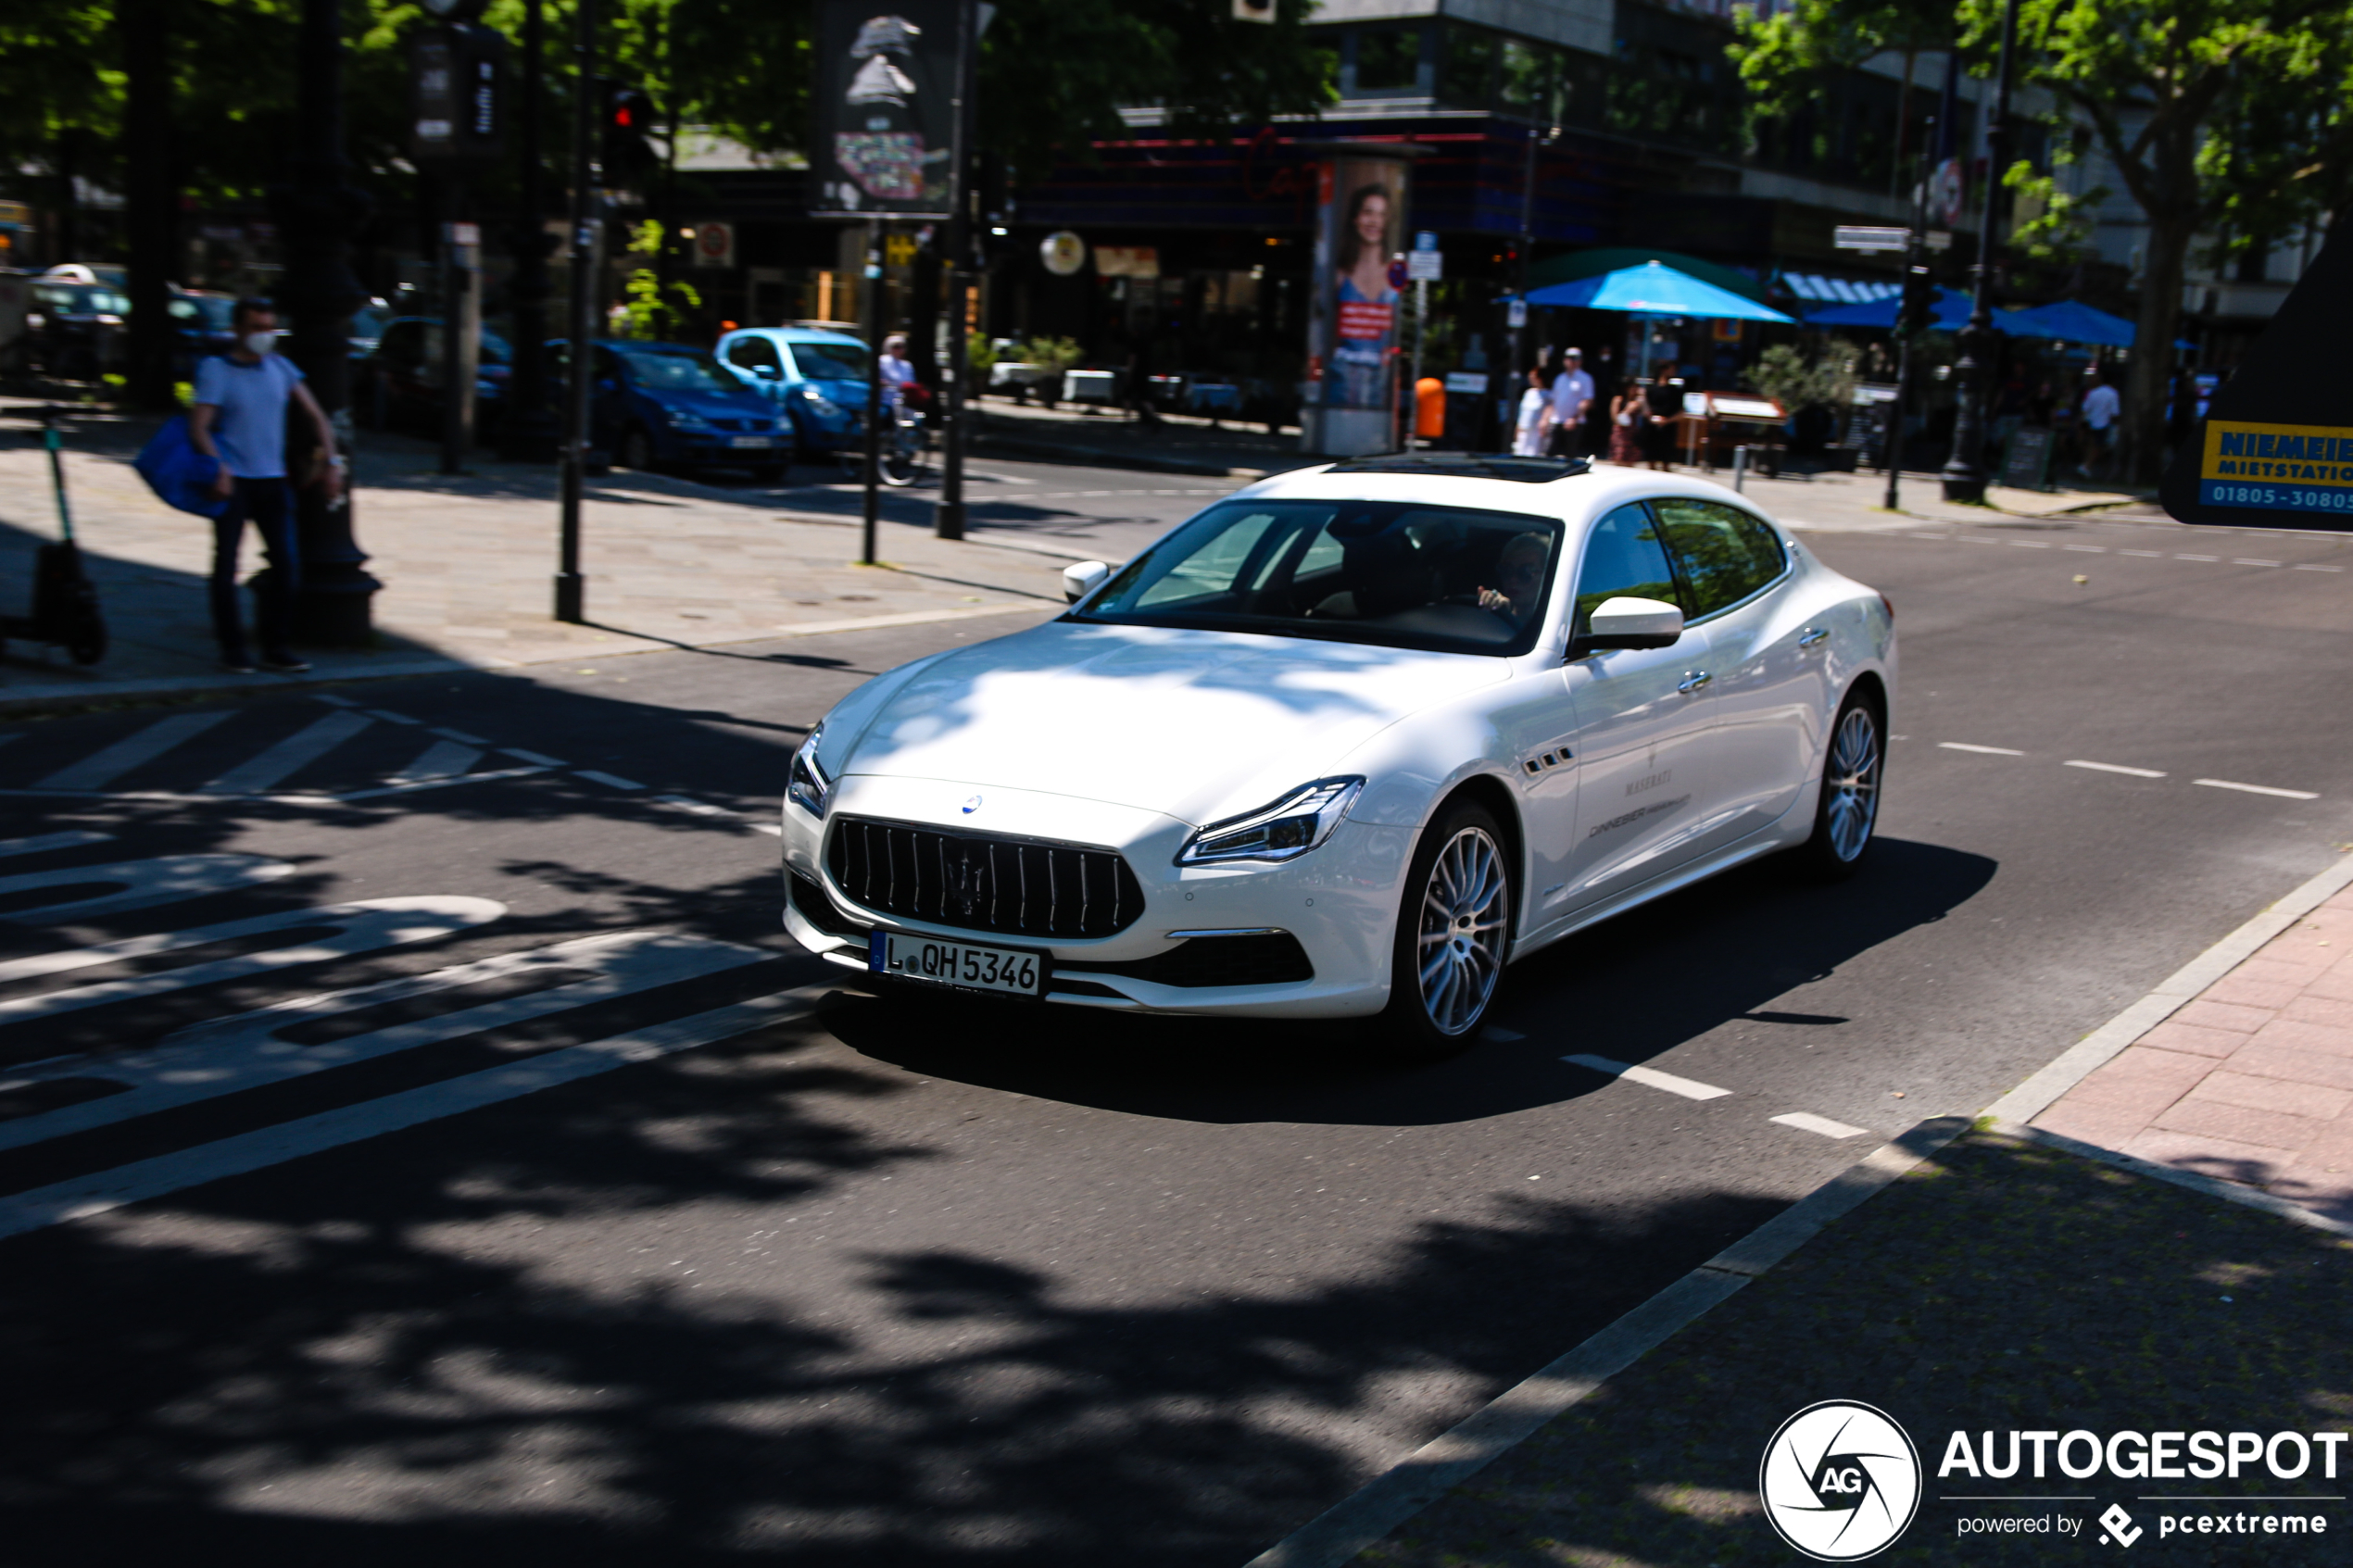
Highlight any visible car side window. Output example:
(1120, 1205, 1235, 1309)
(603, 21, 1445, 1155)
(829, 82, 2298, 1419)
(727, 337, 781, 376)
(1653, 498, 1786, 618)
(1572, 503, 1681, 637)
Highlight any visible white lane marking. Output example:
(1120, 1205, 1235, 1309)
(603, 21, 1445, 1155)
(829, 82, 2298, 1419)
(389, 740, 484, 783)
(0, 931, 767, 1157)
(36, 712, 233, 791)
(0, 897, 505, 1024)
(2120, 548, 2164, 557)
(0, 831, 114, 860)
(2063, 545, 2107, 553)
(0, 985, 823, 1242)
(498, 747, 567, 767)
(312, 694, 359, 708)
(2009, 541, 2051, 548)
(1772, 1111, 1868, 1139)
(576, 770, 645, 791)
(2175, 554, 2221, 562)
(1957, 536, 2003, 545)
(654, 795, 735, 817)
(0, 854, 293, 924)
(200, 709, 373, 795)
(2293, 563, 2345, 572)
(1562, 1054, 1732, 1101)
(1939, 742, 2025, 756)
(430, 727, 487, 745)
(2195, 778, 2322, 800)
(750, 822, 784, 836)
(2233, 558, 2283, 567)
(2065, 759, 2167, 778)
(364, 709, 423, 725)
(333, 765, 548, 802)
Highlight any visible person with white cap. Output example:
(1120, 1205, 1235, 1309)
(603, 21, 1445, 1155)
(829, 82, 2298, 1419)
(1548, 346, 1594, 460)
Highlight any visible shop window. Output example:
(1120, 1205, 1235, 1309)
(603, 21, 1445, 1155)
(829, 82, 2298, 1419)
(1440, 26, 1496, 107)
(1501, 40, 1565, 118)
(1355, 26, 1421, 93)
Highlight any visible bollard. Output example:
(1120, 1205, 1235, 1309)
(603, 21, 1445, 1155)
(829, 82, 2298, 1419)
(1733, 445, 1751, 493)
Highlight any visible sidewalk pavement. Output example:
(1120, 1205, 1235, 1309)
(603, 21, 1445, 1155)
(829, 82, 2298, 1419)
(0, 401, 1067, 714)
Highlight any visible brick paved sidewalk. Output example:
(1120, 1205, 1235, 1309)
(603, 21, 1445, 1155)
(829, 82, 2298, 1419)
(2033, 878, 2353, 1222)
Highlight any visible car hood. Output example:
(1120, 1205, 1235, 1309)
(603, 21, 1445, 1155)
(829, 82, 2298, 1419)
(804, 377, 869, 408)
(834, 621, 1507, 826)
(645, 386, 770, 419)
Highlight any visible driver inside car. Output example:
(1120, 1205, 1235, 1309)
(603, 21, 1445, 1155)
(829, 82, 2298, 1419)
(1476, 532, 1552, 627)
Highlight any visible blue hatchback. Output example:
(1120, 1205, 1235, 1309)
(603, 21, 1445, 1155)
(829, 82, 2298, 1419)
(553, 338, 795, 477)
(713, 327, 874, 454)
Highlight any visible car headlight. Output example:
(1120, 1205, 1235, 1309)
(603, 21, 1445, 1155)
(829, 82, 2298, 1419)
(665, 408, 711, 431)
(800, 386, 842, 417)
(787, 723, 832, 819)
(1176, 777, 1363, 866)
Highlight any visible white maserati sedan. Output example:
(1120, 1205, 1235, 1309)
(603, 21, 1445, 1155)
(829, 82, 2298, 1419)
(783, 453, 1894, 1057)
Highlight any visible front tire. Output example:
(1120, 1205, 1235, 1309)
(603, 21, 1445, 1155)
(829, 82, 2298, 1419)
(619, 425, 658, 472)
(1375, 798, 1514, 1061)
(1793, 688, 1884, 881)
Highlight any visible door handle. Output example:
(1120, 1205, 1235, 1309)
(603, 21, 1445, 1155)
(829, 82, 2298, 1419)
(1797, 627, 1830, 648)
(1676, 671, 1713, 694)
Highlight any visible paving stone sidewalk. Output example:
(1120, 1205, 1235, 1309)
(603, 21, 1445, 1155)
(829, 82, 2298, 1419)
(2034, 880, 2353, 1223)
(1342, 1126, 2352, 1567)
(0, 402, 1066, 711)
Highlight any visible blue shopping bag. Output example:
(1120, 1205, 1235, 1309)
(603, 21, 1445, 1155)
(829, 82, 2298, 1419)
(132, 414, 229, 519)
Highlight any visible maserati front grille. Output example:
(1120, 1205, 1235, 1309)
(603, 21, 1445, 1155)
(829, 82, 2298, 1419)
(826, 817, 1144, 940)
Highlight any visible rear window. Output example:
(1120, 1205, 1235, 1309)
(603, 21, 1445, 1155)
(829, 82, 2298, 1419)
(1075, 498, 1564, 656)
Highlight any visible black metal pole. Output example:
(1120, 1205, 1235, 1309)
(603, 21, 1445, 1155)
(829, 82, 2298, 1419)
(1940, 0, 2018, 503)
(274, 0, 378, 646)
(502, 0, 556, 461)
(438, 172, 468, 474)
(934, 0, 977, 540)
(861, 223, 884, 566)
(554, 0, 598, 623)
(1883, 235, 1918, 511)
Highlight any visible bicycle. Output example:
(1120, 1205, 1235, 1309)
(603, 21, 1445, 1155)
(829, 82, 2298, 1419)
(836, 402, 932, 488)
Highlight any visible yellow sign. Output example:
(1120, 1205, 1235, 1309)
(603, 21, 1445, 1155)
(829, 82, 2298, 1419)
(2200, 420, 2353, 515)
(884, 232, 918, 268)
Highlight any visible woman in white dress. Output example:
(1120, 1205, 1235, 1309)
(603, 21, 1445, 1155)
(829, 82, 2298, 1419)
(1512, 368, 1553, 456)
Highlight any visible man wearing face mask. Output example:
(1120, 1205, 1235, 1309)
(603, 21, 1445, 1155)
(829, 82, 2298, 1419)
(187, 298, 342, 673)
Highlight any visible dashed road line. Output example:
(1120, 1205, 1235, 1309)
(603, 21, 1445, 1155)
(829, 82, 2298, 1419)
(1563, 1055, 1731, 1101)
(2175, 554, 2221, 562)
(575, 770, 645, 791)
(1772, 1111, 1869, 1139)
(2063, 545, 2107, 553)
(2233, 558, 2283, 567)
(334, 765, 551, 802)
(1939, 742, 2025, 756)
(2120, 548, 2164, 557)
(2294, 563, 2346, 572)
(364, 709, 423, 725)
(2065, 759, 2166, 778)
(2195, 778, 2321, 801)
(498, 747, 567, 767)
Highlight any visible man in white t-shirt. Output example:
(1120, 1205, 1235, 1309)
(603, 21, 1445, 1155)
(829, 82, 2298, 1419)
(1548, 347, 1595, 459)
(188, 298, 342, 673)
(2079, 367, 2121, 479)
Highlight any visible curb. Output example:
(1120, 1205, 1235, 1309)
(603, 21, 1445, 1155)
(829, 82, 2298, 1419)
(0, 656, 489, 719)
(1242, 847, 2353, 1567)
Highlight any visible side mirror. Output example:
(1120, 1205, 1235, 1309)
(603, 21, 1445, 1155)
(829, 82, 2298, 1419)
(1570, 596, 1684, 657)
(753, 363, 782, 380)
(1062, 560, 1111, 603)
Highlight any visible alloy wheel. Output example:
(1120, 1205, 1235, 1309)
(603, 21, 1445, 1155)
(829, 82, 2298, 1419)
(1823, 704, 1881, 862)
(1416, 825, 1509, 1035)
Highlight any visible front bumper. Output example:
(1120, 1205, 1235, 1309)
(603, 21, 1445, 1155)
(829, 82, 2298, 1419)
(780, 775, 1412, 1018)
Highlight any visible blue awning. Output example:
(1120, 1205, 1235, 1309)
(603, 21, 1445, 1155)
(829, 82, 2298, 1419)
(2007, 300, 2138, 347)
(1513, 261, 1796, 323)
(1809, 285, 2035, 334)
(1779, 271, 1902, 306)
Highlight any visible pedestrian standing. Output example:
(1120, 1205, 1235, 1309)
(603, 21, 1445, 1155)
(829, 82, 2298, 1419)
(1607, 378, 1645, 465)
(187, 298, 339, 674)
(1512, 367, 1553, 457)
(2078, 366, 2120, 480)
(1642, 375, 1685, 470)
(1547, 347, 1595, 460)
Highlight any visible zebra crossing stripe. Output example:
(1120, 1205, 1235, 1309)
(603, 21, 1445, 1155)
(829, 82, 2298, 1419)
(199, 709, 373, 795)
(0, 854, 294, 924)
(0, 896, 505, 1025)
(333, 764, 549, 802)
(0, 984, 826, 1242)
(390, 740, 484, 783)
(0, 831, 115, 860)
(35, 711, 233, 791)
(0, 931, 766, 1156)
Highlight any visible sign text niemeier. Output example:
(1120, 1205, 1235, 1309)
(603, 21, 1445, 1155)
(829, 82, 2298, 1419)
(2198, 420, 2353, 515)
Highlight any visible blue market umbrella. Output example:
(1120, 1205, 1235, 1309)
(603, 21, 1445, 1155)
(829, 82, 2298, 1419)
(1516, 260, 1795, 323)
(2007, 299, 2138, 347)
(1808, 285, 2036, 334)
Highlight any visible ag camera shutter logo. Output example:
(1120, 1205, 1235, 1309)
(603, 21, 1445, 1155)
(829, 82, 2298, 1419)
(1759, 1400, 1922, 1561)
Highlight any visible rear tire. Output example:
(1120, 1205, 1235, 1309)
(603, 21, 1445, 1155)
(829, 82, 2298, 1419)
(620, 425, 658, 472)
(1373, 797, 1514, 1063)
(1792, 687, 1883, 882)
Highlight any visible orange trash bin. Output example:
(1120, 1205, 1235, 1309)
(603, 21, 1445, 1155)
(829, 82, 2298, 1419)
(1416, 376, 1446, 440)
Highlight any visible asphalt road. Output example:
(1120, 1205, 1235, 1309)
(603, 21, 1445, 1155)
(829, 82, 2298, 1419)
(0, 491, 2347, 1566)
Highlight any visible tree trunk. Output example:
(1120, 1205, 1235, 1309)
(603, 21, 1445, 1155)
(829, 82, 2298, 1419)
(121, 0, 179, 411)
(2122, 207, 2192, 488)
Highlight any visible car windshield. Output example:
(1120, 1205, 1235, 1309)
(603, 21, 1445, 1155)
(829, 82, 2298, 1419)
(618, 347, 738, 393)
(1075, 498, 1565, 656)
(42, 284, 129, 313)
(787, 340, 870, 380)
(177, 295, 234, 329)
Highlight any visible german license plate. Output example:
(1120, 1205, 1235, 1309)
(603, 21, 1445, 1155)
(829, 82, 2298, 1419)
(869, 931, 1044, 997)
(728, 435, 774, 449)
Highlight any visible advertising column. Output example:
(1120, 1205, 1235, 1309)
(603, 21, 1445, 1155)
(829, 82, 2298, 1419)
(1302, 147, 1414, 457)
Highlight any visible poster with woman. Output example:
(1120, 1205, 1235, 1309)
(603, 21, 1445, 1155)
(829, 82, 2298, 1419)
(1304, 153, 1410, 455)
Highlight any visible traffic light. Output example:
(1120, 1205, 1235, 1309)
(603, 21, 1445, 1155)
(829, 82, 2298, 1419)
(1897, 264, 1936, 336)
(602, 84, 661, 185)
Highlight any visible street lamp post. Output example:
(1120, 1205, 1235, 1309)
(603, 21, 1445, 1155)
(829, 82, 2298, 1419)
(273, 0, 380, 646)
(933, 0, 978, 541)
(502, 0, 559, 462)
(554, 0, 600, 623)
(1939, 0, 2020, 504)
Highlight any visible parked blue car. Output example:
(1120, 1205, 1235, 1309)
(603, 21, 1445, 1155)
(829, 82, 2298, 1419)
(713, 327, 873, 454)
(552, 337, 795, 478)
